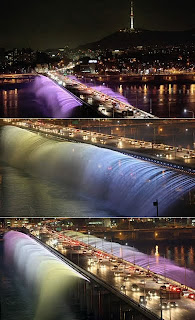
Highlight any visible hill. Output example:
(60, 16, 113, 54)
(78, 29, 195, 50)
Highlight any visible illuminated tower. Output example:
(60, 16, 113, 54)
(130, 1, 134, 30)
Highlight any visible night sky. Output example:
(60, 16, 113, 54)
(1, 0, 195, 49)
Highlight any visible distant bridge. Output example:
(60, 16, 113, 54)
(87, 227, 195, 242)
(82, 73, 195, 84)
(0, 73, 37, 84)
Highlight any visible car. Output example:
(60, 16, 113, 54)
(131, 284, 140, 292)
(139, 270, 145, 275)
(156, 153, 166, 158)
(188, 293, 195, 300)
(112, 265, 118, 270)
(134, 268, 140, 274)
(182, 290, 191, 296)
(163, 282, 170, 287)
(140, 279, 146, 285)
(145, 293, 152, 301)
(146, 273, 152, 278)
(161, 302, 170, 310)
(118, 265, 124, 270)
(120, 285, 126, 291)
(148, 290, 158, 297)
(160, 285, 167, 291)
(156, 278, 164, 284)
(139, 296, 147, 306)
(170, 301, 178, 308)
(169, 285, 181, 292)
(183, 154, 191, 159)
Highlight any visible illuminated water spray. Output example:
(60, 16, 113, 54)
(32, 75, 82, 117)
(65, 231, 195, 289)
(68, 75, 130, 105)
(1, 126, 195, 216)
(4, 231, 88, 320)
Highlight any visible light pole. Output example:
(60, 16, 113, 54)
(88, 231, 90, 246)
(103, 236, 106, 251)
(184, 109, 195, 118)
(153, 200, 159, 217)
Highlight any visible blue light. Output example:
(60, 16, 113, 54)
(2, 126, 195, 217)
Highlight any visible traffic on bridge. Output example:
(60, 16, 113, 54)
(47, 71, 155, 119)
(6, 118, 195, 173)
(28, 222, 195, 320)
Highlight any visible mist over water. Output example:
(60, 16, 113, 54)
(1, 126, 194, 217)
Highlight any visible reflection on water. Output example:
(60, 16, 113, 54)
(0, 80, 195, 118)
(0, 163, 112, 217)
(0, 82, 47, 118)
(135, 242, 195, 271)
(117, 83, 195, 118)
(85, 79, 195, 117)
(2, 89, 18, 118)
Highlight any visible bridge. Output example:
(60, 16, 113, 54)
(47, 71, 156, 119)
(7, 119, 195, 175)
(85, 227, 195, 242)
(31, 227, 195, 320)
(1, 124, 194, 217)
(78, 73, 195, 84)
(2, 230, 160, 320)
(0, 73, 37, 85)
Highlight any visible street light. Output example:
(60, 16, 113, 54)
(88, 231, 90, 246)
(102, 236, 106, 250)
(153, 200, 159, 217)
(184, 109, 195, 118)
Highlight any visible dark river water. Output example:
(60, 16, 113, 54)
(0, 80, 195, 118)
(81, 78, 195, 118)
(111, 83, 195, 118)
(0, 163, 112, 217)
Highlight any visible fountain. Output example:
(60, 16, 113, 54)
(1, 125, 194, 216)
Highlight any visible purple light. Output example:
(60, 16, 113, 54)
(68, 75, 130, 105)
(32, 75, 82, 117)
(68, 231, 195, 290)
(92, 85, 129, 104)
